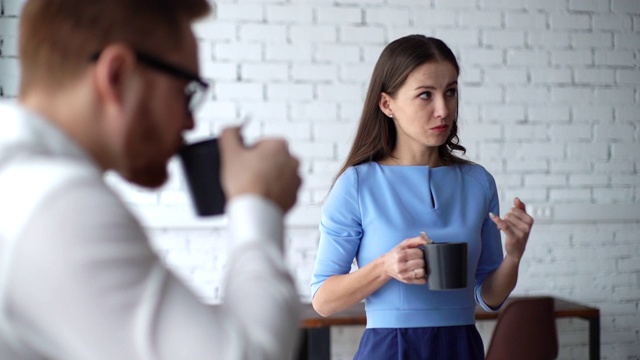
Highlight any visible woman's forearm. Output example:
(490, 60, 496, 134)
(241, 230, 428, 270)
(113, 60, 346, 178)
(312, 256, 391, 317)
(480, 255, 520, 308)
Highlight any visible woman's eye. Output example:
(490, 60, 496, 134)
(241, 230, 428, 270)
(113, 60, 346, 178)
(446, 88, 458, 98)
(419, 92, 432, 100)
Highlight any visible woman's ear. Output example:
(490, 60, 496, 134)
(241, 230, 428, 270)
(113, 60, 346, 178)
(379, 92, 393, 118)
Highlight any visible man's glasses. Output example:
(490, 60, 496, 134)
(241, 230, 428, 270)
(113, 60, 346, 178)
(90, 50, 210, 115)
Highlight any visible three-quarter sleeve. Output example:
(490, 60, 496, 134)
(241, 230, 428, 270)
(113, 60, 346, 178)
(474, 168, 505, 311)
(310, 167, 362, 298)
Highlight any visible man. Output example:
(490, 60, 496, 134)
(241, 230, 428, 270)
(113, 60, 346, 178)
(0, 1, 302, 359)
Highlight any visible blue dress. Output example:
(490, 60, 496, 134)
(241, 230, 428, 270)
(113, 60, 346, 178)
(354, 326, 485, 359)
(311, 163, 504, 359)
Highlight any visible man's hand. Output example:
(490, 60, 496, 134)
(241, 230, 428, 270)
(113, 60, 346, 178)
(218, 126, 301, 212)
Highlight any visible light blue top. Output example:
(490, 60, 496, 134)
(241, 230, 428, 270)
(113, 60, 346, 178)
(311, 162, 504, 328)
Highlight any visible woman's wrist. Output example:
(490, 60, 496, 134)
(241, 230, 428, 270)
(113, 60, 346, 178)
(376, 254, 393, 282)
(504, 252, 522, 265)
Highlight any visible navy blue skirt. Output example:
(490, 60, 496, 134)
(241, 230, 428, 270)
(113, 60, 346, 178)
(353, 325, 484, 360)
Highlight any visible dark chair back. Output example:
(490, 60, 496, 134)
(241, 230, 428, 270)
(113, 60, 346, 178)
(485, 296, 558, 360)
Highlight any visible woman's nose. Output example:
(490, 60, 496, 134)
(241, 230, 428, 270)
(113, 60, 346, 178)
(434, 95, 449, 119)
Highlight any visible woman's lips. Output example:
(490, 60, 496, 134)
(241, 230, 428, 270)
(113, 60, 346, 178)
(430, 124, 448, 133)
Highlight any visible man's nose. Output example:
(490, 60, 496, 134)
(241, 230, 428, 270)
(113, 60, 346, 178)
(184, 112, 195, 131)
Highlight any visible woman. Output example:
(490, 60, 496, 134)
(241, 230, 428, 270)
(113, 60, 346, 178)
(310, 35, 534, 359)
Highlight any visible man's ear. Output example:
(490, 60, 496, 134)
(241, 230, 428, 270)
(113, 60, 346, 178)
(379, 92, 393, 118)
(92, 44, 137, 115)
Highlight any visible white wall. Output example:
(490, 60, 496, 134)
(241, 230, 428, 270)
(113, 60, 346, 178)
(1, 0, 639, 359)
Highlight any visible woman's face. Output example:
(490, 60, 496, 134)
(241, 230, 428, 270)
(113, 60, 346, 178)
(380, 61, 459, 158)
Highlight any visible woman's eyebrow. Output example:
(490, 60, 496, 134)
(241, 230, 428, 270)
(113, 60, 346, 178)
(413, 81, 458, 91)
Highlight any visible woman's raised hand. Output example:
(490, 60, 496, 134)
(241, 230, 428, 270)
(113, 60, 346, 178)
(489, 197, 534, 262)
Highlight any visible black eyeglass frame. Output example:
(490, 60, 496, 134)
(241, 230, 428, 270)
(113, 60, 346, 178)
(89, 50, 210, 115)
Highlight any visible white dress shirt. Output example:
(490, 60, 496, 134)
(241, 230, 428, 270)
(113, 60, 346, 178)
(0, 101, 300, 360)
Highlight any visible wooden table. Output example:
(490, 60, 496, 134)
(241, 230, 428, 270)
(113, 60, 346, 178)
(298, 296, 600, 360)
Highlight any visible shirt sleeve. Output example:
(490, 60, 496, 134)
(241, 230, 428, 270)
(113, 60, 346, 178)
(310, 167, 362, 298)
(5, 178, 300, 360)
(474, 167, 505, 312)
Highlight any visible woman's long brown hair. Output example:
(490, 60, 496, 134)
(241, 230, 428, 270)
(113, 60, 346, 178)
(331, 35, 470, 189)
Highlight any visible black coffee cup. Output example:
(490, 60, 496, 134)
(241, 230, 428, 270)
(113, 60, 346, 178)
(178, 138, 226, 216)
(420, 242, 468, 290)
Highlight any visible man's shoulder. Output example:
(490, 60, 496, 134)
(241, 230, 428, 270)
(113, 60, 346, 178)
(0, 157, 110, 239)
(0, 156, 100, 192)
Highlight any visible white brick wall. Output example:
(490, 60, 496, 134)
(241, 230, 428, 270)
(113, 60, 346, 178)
(2, 0, 639, 359)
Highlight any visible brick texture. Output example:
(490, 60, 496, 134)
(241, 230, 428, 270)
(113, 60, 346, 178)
(1, 0, 639, 359)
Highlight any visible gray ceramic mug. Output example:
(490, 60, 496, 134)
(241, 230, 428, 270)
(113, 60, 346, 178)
(420, 242, 468, 290)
